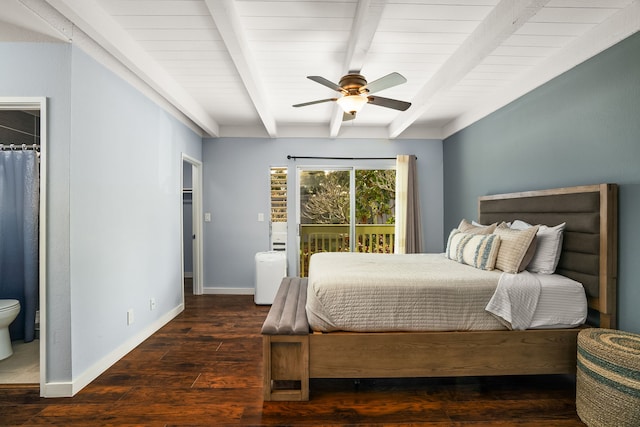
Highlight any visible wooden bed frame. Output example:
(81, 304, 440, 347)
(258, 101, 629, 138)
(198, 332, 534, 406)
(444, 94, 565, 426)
(263, 184, 618, 401)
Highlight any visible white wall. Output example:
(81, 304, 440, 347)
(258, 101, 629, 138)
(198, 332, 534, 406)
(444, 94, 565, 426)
(202, 137, 443, 292)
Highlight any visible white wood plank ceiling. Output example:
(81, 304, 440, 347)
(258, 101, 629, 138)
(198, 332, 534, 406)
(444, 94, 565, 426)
(5, 0, 640, 138)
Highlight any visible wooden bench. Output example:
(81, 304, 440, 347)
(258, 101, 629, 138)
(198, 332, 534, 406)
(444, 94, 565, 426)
(261, 277, 310, 401)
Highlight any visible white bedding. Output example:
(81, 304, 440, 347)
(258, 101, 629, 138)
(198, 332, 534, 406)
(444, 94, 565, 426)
(528, 273, 588, 329)
(305, 252, 587, 332)
(486, 271, 542, 330)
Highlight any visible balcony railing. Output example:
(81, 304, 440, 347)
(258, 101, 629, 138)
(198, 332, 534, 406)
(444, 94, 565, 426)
(300, 224, 395, 277)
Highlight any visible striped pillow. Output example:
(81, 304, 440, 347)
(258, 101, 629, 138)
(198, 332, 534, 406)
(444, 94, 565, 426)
(446, 229, 501, 271)
(493, 223, 539, 273)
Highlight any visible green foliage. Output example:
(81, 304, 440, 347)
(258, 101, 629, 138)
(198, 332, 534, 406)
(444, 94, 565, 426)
(300, 169, 395, 224)
(355, 170, 395, 224)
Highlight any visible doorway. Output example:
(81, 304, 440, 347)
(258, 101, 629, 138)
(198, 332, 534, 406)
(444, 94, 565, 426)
(0, 97, 47, 393)
(181, 154, 203, 297)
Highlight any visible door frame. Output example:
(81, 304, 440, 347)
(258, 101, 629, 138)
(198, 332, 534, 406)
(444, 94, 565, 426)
(0, 97, 47, 394)
(181, 154, 204, 296)
(295, 162, 396, 276)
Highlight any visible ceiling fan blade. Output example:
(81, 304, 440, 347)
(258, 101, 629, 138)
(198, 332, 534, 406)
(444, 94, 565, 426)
(342, 112, 356, 121)
(362, 72, 407, 94)
(307, 76, 344, 92)
(367, 95, 411, 111)
(292, 98, 337, 108)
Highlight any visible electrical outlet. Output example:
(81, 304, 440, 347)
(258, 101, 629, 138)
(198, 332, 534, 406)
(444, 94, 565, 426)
(127, 309, 134, 325)
(150, 298, 156, 311)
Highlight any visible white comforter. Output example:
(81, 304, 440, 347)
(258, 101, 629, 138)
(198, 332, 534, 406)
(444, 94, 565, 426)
(306, 252, 587, 332)
(306, 252, 505, 332)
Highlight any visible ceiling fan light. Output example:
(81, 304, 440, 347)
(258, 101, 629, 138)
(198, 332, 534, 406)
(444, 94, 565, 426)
(336, 94, 367, 114)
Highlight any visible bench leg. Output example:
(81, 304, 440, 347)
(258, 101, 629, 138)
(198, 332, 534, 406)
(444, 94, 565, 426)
(263, 335, 309, 401)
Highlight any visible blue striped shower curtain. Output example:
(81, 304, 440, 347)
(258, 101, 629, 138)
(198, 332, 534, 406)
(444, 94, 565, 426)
(0, 150, 39, 342)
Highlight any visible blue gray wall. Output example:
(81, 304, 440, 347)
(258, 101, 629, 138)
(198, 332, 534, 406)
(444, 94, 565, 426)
(443, 32, 640, 334)
(68, 47, 202, 381)
(202, 137, 443, 291)
(1, 42, 202, 393)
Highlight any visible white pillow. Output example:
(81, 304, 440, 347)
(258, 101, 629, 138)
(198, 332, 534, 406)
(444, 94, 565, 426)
(473, 220, 511, 228)
(510, 220, 566, 274)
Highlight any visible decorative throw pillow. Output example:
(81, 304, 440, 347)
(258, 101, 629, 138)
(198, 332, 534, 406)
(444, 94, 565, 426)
(446, 229, 501, 271)
(445, 228, 460, 258)
(458, 219, 497, 235)
(510, 220, 566, 274)
(493, 223, 539, 274)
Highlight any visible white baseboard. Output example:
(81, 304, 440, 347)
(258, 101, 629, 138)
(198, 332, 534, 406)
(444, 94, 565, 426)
(42, 381, 74, 398)
(203, 287, 254, 295)
(43, 304, 184, 398)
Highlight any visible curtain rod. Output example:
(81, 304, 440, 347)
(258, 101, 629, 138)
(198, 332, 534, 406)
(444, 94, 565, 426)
(287, 155, 399, 161)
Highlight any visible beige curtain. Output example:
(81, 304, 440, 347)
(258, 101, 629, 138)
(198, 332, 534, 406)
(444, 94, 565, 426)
(394, 154, 423, 254)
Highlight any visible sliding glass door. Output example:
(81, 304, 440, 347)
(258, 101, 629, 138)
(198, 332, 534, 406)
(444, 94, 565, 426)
(297, 167, 395, 276)
(298, 169, 350, 276)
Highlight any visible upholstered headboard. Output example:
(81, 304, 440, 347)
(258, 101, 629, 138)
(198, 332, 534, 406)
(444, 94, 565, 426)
(478, 184, 618, 328)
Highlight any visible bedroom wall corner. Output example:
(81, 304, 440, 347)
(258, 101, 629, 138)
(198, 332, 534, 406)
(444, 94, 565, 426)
(442, 31, 640, 334)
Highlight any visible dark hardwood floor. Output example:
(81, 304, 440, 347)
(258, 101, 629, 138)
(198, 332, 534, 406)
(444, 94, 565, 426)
(0, 283, 587, 426)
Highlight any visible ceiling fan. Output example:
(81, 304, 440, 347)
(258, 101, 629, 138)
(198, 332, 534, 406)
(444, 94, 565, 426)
(293, 72, 411, 121)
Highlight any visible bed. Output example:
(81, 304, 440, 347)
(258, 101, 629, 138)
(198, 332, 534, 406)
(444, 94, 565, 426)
(306, 252, 589, 333)
(262, 183, 618, 401)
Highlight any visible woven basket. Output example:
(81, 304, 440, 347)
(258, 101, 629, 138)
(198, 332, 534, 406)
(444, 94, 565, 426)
(576, 328, 640, 427)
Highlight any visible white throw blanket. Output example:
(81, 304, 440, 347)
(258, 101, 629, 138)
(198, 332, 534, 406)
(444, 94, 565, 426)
(485, 271, 542, 330)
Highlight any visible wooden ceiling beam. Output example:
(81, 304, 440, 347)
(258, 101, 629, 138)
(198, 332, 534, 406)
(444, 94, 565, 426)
(204, 0, 277, 138)
(388, 0, 551, 138)
(45, 0, 220, 137)
(442, 0, 640, 138)
(330, 0, 387, 138)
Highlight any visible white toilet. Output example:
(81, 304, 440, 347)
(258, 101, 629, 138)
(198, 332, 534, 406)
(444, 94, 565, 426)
(0, 299, 21, 361)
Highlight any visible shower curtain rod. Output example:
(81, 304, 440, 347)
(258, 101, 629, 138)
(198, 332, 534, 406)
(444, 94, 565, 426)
(0, 143, 40, 151)
(287, 155, 399, 161)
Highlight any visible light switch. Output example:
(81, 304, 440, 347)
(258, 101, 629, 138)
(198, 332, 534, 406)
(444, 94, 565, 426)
(258, 213, 265, 222)
(204, 212, 211, 222)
